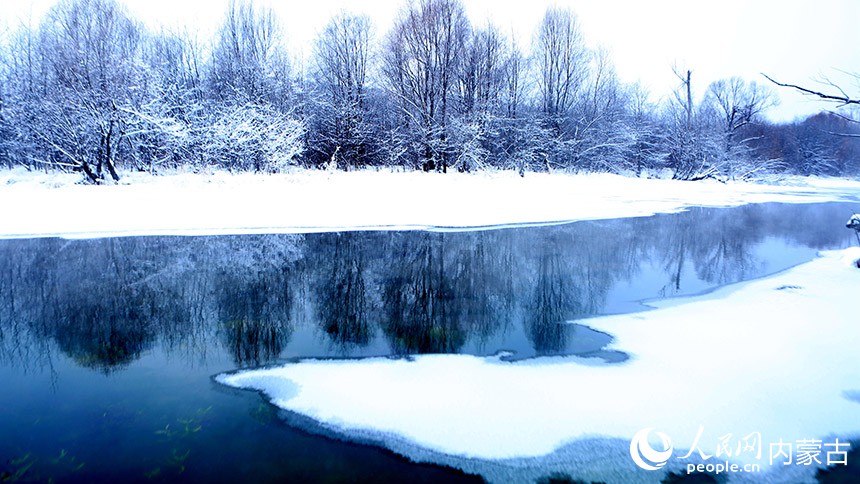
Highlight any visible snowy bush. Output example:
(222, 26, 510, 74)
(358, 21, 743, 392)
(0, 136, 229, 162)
(449, 118, 490, 172)
(203, 104, 305, 172)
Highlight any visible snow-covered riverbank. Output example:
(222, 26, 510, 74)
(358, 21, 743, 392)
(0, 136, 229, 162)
(219, 246, 860, 483)
(1, 167, 858, 238)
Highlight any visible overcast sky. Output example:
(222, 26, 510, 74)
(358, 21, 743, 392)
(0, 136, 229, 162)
(2, 0, 859, 122)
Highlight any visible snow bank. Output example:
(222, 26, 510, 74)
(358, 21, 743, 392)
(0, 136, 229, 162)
(1, 167, 858, 238)
(218, 247, 860, 481)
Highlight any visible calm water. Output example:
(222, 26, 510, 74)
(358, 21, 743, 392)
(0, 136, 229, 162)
(0, 202, 857, 483)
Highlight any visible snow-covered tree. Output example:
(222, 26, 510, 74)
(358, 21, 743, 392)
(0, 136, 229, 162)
(0, 50, 11, 169)
(209, 0, 291, 107)
(0, 0, 853, 179)
(571, 47, 635, 172)
(662, 68, 722, 180)
(203, 103, 305, 172)
(702, 77, 777, 179)
(15, 0, 148, 182)
(382, 0, 469, 171)
(625, 83, 668, 175)
(534, 7, 588, 127)
(309, 13, 376, 169)
(126, 29, 205, 171)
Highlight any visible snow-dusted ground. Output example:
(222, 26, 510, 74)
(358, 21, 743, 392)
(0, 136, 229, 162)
(0, 167, 858, 238)
(219, 247, 860, 483)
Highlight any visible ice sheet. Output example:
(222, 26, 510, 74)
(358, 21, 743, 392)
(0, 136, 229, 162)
(1, 168, 858, 238)
(218, 248, 860, 480)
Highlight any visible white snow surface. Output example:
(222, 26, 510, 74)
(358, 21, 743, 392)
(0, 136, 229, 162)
(1, 167, 858, 238)
(218, 247, 860, 474)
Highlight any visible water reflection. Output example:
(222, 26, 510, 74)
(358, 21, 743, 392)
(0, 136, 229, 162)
(0, 203, 854, 371)
(219, 318, 291, 367)
(381, 233, 468, 354)
(312, 234, 373, 349)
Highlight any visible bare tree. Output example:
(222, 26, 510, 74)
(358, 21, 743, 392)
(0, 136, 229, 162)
(534, 7, 588, 127)
(34, 0, 145, 182)
(0, 30, 11, 168)
(449, 22, 511, 171)
(625, 82, 667, 175)
(382, 0, 469, 172)
(572, 47, 634, 171)
(209, 0, 290, 107)
(664, 67, 720, 180)
(708, 78, 775, 134)
(674, 67, 695, 131)
(145, 28, 204, 103)
(457, 23, 507, 117)
(114, 28, 208, 171)
(503, 35, 524, 120)
(311, 12, 373, 168)
(704, 77, 777, 179)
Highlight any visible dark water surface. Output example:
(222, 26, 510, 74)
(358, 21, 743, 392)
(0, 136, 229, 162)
(0, 202, 857, 483)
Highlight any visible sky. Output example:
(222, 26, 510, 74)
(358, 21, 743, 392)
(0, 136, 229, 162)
(2, 0, 859, 122)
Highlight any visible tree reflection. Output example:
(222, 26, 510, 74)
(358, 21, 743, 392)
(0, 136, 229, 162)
(313, 234, 372, 350)
(453, 232, 512, 347)
(657, 204, 810, 294)
(0, 202, 855, 371)
(219, 317, 291, 367)
(53, 303, 154, 373)
(40, 238, 168, 373)
(658, 209, 697, 296)
(527, 251, 573, 354)
(212, 236, 297, 366)
(380, 233, 466, 354)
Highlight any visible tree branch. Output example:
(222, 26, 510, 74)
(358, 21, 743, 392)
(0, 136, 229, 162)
(762, 73, 860, 107)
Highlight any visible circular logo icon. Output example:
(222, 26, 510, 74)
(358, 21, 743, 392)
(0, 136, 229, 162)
(630, 427, 674, 471)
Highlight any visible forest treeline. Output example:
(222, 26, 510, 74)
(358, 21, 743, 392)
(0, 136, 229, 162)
(0, 0, 858, 183)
